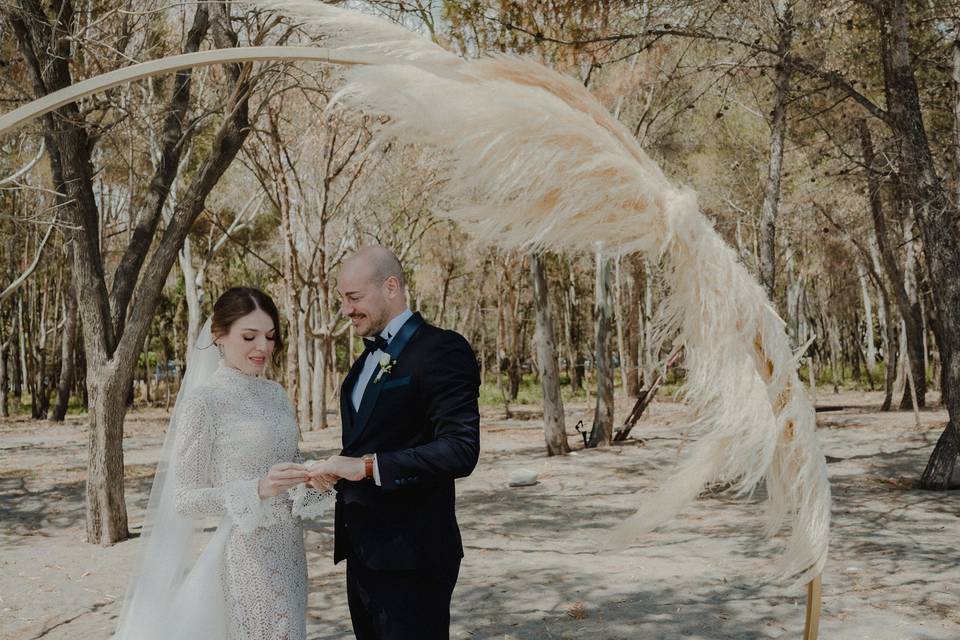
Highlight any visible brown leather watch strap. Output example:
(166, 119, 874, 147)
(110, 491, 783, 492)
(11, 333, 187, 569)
(363, 454, 374, 480)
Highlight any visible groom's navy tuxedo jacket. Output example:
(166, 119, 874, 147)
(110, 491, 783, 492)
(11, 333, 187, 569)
(335, 312, 480, 572)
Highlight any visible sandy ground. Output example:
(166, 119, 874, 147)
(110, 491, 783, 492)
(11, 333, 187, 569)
(2, 390, 959, 640)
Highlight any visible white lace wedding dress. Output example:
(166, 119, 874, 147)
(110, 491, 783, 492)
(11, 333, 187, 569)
(174, 363, 333, 640)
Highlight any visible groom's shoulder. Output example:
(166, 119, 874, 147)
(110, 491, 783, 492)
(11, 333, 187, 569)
(415, 320, 467, 346)
(413, 321, 477, 360)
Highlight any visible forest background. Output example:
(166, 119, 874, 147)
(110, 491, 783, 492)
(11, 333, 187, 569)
(1, 0, 959, 550)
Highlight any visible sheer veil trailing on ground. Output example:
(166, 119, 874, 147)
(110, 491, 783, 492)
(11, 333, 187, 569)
(253, 0, 831, 587)
(113, 318, 228, 640)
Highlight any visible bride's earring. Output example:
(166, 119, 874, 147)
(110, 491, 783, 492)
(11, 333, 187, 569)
(216, 343, 224, 360)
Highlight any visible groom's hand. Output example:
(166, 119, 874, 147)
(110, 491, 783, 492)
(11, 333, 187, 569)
(308, 455, 366, 483)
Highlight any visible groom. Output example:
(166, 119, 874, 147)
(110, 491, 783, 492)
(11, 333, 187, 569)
(309, 246, 481, 640)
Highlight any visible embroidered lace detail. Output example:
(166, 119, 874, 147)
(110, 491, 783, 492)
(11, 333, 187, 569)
(288, 482, 335, 520)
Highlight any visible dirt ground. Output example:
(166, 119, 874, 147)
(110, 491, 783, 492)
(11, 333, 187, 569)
(2, 390, 959, 640)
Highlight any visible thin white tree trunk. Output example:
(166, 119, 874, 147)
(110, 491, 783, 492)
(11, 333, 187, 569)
(858, 263, 877, 372)
(786, 245, 801, 343)
(758, 0, 794, 297)
(311, 336, 328, 430)
(297, 287, 312, 432)
(179, 237, 202, 357)
(614, 255, 629, 396)
(642, 260, 654, 376)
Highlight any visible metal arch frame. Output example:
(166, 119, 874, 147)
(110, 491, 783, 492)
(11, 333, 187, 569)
(0, 44, 823, 640)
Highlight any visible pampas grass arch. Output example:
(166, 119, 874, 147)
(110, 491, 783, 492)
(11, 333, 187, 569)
(0, 3, 829, 638)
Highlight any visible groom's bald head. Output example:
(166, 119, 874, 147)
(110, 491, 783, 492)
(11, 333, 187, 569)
(349, 245, 406, 290)
(337, 246, 408, 336)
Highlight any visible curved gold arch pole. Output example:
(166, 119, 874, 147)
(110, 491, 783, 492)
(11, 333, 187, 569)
(1, 44, 823, 640)
(0, 46, 393, 137)
(805, 576, 822, 639)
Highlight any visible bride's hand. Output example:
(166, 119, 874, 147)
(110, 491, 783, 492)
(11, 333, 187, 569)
(258, 462, 309, 499)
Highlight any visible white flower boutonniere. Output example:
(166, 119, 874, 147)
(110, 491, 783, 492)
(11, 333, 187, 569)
(374, 353, 396, 383)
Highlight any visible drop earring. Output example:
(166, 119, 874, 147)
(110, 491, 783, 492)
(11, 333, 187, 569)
(217, 343, 224, 360)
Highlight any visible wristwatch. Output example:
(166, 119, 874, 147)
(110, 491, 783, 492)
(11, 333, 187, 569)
(362, 454, 375, 480)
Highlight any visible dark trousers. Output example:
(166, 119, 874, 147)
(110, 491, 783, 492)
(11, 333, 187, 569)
(346, 554, 460, 640)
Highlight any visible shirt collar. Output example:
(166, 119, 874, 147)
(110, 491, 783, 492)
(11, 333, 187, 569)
(381, 308, 413, 344)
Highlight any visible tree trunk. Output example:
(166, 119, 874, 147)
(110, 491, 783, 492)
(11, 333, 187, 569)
(179, 237, 203, 357)
(953, 35, 960, 207)
(613, 256, 629, 396)
(877, 1, 960, 487)
(17, 297, 28, 407)
(312, 336, 329, 430)
(785, 243, 802, 344)
(589, 251, 615, 448)
(858, 263, 877, 372)
(9, 2, 253, 541)
(897, 223, 925, 410)
(84, 368, 130, 543)
(495, 296, 511, 418)
(266, 109, 303, 416)
(880, 291, 899, 411)
(625, 255, 642, 396)
(502, 257, 524, 401)
(531, 254, 568, 456)
(642, 261, 655, 379)
(52, 281, 78, 421)
(563, 257, 584, 392)
(758, 0, 794, 298)
(0, 320, 9, 418)
(297, 287, 311, 431)
(828, 314, 841, 394)
(858, 119, 926, 409)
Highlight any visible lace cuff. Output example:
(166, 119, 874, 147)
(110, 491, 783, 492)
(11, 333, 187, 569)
(288, 483, 336, 520)
(224, 478, 269, 534)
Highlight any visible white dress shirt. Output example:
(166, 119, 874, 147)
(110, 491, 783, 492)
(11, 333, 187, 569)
(350, 308, 413, 486)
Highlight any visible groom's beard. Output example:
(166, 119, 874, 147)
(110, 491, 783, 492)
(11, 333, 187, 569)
(350, 308, 389, 337)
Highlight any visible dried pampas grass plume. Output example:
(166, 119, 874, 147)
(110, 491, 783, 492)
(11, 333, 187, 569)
(249, 0, 831, 586)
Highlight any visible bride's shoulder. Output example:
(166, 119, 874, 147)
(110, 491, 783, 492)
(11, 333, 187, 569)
(264, 379, 291, 402)
(179, 383, 217, 410)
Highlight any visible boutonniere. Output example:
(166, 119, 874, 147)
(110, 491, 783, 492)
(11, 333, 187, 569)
(374, 353, 396, 383)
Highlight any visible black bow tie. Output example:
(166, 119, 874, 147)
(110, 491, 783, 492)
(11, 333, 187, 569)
(362, 335, 389, 354)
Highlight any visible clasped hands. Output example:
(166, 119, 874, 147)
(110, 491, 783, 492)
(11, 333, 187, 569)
(258, 456, 366, 499)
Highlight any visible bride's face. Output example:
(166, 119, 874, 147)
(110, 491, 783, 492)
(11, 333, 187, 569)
(215, 309, 276, 376)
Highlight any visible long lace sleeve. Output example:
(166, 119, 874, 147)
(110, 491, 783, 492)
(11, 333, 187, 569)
(173, 392, 268, 534)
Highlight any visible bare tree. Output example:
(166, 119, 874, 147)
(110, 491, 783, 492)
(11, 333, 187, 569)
(589, 250, 615, 448)
(6, 1, 258, 542)
(531, 253, 568, 456)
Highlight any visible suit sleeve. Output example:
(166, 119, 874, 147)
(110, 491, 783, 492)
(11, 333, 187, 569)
(375, 331, 481, 490)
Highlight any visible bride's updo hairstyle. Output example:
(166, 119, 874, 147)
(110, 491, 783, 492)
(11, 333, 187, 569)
(211, 287, 284, 365)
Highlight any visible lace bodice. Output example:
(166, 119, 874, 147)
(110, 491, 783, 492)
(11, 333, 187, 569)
(174, 364, 331, 533)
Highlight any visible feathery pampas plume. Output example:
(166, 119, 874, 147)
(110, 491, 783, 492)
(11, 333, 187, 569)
(251, 0, 830, 584)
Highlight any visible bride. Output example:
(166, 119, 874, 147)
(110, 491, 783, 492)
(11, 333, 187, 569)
(115, 287, 334, 640)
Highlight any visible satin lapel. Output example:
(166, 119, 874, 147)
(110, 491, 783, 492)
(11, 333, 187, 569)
(345, 312, 425, 449)
(340, 354, 367, 449)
